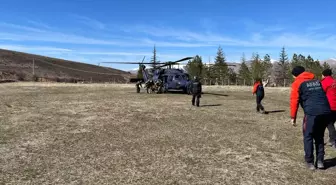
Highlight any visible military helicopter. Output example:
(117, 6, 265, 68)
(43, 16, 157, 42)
(101, 56, 194, 94)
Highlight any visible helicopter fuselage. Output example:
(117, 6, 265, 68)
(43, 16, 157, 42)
(150, 68, 191, 93)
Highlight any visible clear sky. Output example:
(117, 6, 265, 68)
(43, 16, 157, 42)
(1, 0, 335, 70)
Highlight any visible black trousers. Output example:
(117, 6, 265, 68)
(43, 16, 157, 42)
(256, 95, 264, 111)
(302, 114, 329, 163)
(192, 93, 201, 106)
(327, 111, 336, 144)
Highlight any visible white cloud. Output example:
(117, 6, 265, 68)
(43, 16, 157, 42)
(28, 20, 52, 29)
(0, 19, 336, 64)
(0, 22, 45, 33)
(0, 44, 72, 52)
(0, 32, 124, 45)
(122, 23, 336, 50)
(75, 51, 187, 59)
(70, 14, 105, 30)
(4, 19, 333, 50)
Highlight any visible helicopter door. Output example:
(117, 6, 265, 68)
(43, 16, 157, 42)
(167, 75, 174, 89)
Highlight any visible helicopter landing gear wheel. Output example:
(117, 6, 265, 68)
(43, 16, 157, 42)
(183, 87, 188, 94)
(157, 86, 164, 94)
(186, 86, 192, 95)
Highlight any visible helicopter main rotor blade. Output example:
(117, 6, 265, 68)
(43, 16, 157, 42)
(156, 57, 194, 68)
(173, 57, 194, 63)
(100, 56, 194, 68)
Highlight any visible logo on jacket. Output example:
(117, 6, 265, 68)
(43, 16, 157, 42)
(306, 81, 322, 91)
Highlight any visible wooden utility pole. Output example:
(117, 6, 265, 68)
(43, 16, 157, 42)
(32, 58, 35, 76)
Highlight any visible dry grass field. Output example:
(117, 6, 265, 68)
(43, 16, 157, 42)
(0, 83, 336, 185)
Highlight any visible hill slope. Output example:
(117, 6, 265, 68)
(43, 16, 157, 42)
(0, 49, 131, 83)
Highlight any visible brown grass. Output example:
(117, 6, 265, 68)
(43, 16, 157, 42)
(1, 82, 336, 184)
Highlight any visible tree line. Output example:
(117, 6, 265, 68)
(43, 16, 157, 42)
(184, 46, 332, 86)
(137, 45, 333, 86)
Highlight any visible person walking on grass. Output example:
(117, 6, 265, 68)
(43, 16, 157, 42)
(290, 66, 331, 170)
(191, 76, 202, 107)
(252, 78, 266, 114)
(320, 68, 336, 148)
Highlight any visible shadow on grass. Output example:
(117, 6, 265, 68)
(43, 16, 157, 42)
(202, 92, 229, 97)
(324, 157, 336, 170)
(200, 104, 222, 107)
(264, 110, 286, 114)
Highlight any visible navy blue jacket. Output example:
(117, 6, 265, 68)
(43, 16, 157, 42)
(192, 80, 202, 94)
(290, 71, 331, 119)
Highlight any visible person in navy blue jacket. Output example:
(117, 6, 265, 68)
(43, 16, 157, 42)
(290, 66, 331, 170)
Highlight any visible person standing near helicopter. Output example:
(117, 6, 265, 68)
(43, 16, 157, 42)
(191, 76, 202, 107)
(135, 80, 142, 93)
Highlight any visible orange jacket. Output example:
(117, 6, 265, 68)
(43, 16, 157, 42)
(252, 82, 261, 94)
(290, 72, 315, 119)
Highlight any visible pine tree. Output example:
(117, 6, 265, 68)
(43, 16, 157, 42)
(137, 65, 143, 79)
(250, 52, 263, 80)
(289, 53, 302, 82)
(185, 55, 204, 79)
(150, 45, 158, 70)
(228, 68, 237, 84)
(262, 54, 273, 79)
(238, 53, 252, 85)
(275, 47, 290, 86)
(213, 46, 228, 81)
(322, 61, 331, 70)
(305, 55, 314, 70)
(311, 59, 323, 79)
(291, 53, 302, 67)
(298, 54, 306, 65)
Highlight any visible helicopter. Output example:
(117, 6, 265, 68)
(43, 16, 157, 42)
(100, 56, 195, 94)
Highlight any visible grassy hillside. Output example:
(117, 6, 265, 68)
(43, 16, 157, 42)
(0, 49, 132, 83)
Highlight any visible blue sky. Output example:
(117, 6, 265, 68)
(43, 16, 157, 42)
(0, 0, 336, 70)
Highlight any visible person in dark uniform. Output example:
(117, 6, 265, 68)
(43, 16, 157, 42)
(252, 78, 266, 114)
(191, 76, 202, 107)
(290, 66, 331, 170)
(136, 80, 142, 93)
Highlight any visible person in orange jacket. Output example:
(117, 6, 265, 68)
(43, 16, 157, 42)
(320, 68, 336, 148)
(252, 78, 266, 114)
(290, 66, 331, 170)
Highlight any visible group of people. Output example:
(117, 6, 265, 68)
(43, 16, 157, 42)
(191, 66, 336, 170)
(140, 68, 336, 170)
(252, 66, 336, 170)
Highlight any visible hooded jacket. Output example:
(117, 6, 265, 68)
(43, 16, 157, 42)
(321, 76, 336, 111)
(290, 72, 331, 119)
